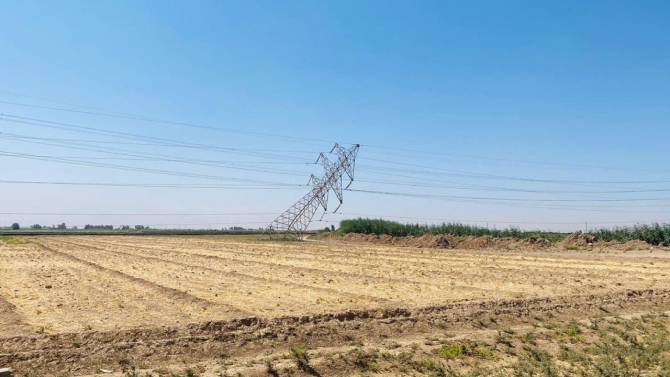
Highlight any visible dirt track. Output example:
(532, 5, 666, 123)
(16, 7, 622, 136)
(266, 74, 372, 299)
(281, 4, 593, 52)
(2, 235, 670, 375)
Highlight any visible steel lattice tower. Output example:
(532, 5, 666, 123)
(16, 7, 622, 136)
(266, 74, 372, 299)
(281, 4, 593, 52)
(266, 143, 360, 238)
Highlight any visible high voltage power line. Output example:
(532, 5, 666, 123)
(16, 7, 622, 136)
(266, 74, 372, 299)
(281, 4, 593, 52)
(1, 92, 669, 227)
(0, 151, 306, 186)
(1, 95, 667, 173)
(0, 133, 321, 154)
(2, 114, 668, 189)
(0, 155, 308, 163)
(354, 178, 670, 195)
(1, 141, 668, 206)
(358, 158, 670, 185)
(0, 180, 305, 189)
(0, 212, 277, 216)
(3, 130, 668, 195)
(0, 133, 314, 177)
(359, 145, 670, 173)
(345, 189, 670, 213)
(346, 188, 670, 204)
(0, 99, 337, 145)
(331, 212, 670, 225)
(355, 166, 669, 191)
(2, 121, 666, 206)
(6, 176, 670, 199)
(1, 111, 666, 186)
(0, 115, 316, 162)
(3, 132, 668, 199)
(2, 209, 665, 225)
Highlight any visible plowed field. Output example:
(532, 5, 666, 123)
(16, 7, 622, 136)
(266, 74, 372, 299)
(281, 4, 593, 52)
(2, 235, 670, 376)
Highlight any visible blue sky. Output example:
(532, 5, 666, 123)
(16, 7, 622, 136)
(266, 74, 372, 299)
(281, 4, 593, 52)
(0, 0, 669, 231)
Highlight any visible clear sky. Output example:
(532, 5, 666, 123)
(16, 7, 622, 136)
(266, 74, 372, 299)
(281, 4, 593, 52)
(0, 0, 669, 231)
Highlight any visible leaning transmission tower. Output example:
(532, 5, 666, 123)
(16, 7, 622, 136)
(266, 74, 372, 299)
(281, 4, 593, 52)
(267, 143, 360, 238)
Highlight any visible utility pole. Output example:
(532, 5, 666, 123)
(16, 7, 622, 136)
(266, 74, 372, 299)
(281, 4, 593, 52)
(267, 143, 360, 239)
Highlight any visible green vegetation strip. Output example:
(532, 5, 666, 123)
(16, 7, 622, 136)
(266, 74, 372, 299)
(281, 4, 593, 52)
(339, 218, 670, 245)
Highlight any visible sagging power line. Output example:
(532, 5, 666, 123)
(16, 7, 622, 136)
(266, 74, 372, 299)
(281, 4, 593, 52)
(2, 92, 669, 227)
(0, 151, 307, 186)
(0, 180, 305, 189)
(2, 94, 667, 173)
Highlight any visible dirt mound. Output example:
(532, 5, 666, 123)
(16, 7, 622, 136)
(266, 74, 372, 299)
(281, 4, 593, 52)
(331, 233, 554, 250)
(338, 233, 454, 248)
(332, 231, 662, 251)
(327, 231, 654, 251)
(525, 236, 552, 247)
(604, 240, 653, 251)
(432, 234, 451, 248)
(623, 240, 653, 250)
(560, 231, 597, 248)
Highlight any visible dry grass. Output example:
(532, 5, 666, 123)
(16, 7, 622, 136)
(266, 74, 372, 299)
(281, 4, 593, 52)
(58, 312, 670, 377)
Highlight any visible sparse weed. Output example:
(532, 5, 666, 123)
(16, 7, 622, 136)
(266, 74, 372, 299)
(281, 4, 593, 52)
(289, 345, 310, 371)
(495, 332, 514, 347)
(513, 346, 559, 377)
(437, 343, 464, 360)
(472, 345, 494, 359)
(519, 332, 537, 345)
(549, 322, 586, 343)
(352, 349, 381, 372)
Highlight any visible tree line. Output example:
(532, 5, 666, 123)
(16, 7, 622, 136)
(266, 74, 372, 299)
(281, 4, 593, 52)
(339, 218, 670, 246)
(7, 223, 150, 230)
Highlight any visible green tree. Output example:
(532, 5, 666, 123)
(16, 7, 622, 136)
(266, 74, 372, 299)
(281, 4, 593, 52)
(11, 223, 19, 230)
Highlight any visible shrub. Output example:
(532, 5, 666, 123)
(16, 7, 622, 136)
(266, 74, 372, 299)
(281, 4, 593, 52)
(472, 345, 494, 359)
(437, 343, 464, 360)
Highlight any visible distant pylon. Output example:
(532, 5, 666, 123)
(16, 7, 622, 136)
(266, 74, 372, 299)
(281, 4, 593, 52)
(267, 143, 360, 238)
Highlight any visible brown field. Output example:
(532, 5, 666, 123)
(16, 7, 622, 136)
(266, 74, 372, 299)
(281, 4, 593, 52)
(3, 235, 670, 376)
